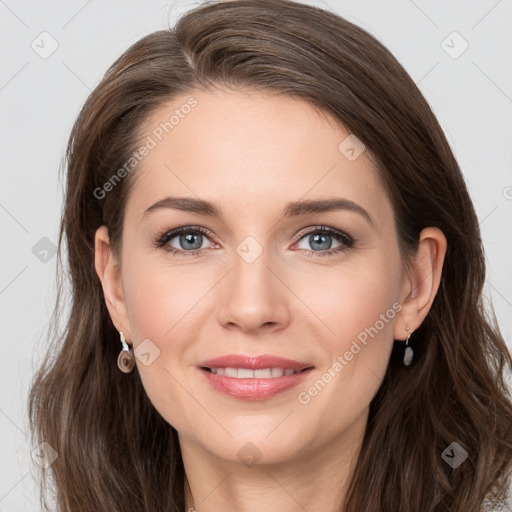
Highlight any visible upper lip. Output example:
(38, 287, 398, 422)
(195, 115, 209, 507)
(199, 354, 314, 371)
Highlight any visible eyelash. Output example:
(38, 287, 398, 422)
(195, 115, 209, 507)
(153, 225, 355, 258)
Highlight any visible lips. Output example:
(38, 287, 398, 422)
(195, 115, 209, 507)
(197, 354, 315, 400)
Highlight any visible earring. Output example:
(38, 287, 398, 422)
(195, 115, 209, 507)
(117, 331, 135, 373)
(403, 325, 414, 366)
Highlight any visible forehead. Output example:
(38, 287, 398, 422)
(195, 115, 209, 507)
(125, 88, 391, 226)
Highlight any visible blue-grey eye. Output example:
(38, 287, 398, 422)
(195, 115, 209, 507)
(297, 231, 342, 251)
(175, 232, 205, 251)
(160, 229, 214, 252)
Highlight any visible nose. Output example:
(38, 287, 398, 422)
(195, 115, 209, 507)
(217, 242, 290, 334)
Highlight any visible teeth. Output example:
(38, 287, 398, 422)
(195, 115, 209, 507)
(209, 367, 302, 378)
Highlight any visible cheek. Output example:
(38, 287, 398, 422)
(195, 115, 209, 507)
(122, 252, 205, 341)
(294, 258, 400, 343)
(120, 254, 220, 426)
(294, 256, 400, 406)
(292, 265, 399, 435)
(123, 265, 170, 340)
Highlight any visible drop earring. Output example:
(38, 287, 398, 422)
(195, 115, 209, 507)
(117, 331, 135, 373)
(403, 325, 414, 366)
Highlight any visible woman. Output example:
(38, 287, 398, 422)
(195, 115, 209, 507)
(28, 0, 512, 511)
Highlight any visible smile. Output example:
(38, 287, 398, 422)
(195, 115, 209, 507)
(198, 366, 314, 400)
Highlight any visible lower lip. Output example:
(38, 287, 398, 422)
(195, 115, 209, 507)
(198, 367, 314, 400)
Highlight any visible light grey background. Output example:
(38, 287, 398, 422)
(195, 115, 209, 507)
(1, 0, 511, 510)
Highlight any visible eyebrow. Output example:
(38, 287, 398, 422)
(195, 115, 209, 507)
(142, 196, 375, 228)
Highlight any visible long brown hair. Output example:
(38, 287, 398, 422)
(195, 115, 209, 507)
(28, 1, 512, 510)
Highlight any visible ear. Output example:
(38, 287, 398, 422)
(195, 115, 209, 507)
(94, 225, 132, 344)
(394, 227, 447, 340)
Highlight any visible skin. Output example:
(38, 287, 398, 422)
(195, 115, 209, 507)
(95, 88, 447, 512)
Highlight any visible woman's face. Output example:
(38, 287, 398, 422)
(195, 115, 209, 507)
(98, 88, 411, 465)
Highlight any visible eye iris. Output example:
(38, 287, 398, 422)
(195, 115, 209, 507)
(180, 233, 202, 250)
(310, 233, 332, 250)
